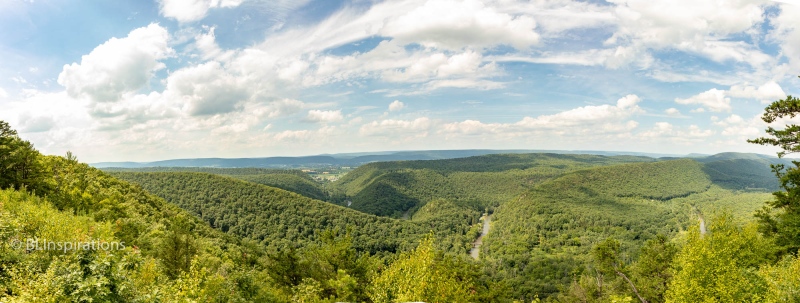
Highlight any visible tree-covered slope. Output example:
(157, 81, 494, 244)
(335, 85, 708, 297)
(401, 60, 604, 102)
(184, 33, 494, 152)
(0, 121, 493, 302)
(110, 172, 426, 253)
(481, 159, 770, 300)
(702, 158, 782, 191)
(104, 167, 329, 201)
(545, 159, 711, 200)
(0, 152, 285, 301)
(333, 153, 655, 218)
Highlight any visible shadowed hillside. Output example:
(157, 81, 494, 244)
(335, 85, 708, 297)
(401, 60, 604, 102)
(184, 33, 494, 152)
(482, 158, 771, 300)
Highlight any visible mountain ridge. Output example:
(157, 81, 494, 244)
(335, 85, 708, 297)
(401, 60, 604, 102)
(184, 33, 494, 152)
(92, 149, 778, 168)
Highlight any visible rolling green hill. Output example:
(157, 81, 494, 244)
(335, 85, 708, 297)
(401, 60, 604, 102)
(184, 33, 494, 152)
(104, 167, 329, 201)
(0, 156, 286, 301)
(702, 158, 782, 191)
(109, 172, 427, 254)
(1, 121, 506, 302)
(481, 158, 771, 300)
(333, 153, 655, 218)
(544, 159, 711, 200)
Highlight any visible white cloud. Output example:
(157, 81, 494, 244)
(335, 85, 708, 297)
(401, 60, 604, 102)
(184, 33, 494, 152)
(306, 110, 343, 123)
(18, 114, 55, 133)
(271, 126, 337, 143)
(266, 98, 305, 118)
(490, 49, 610, 66)
(389, 100, 405, 111)
(728, 81, 787, 103)
(58, 24, 172, 103)
(604, 0, 769, 68)
(639, 123, 715, 144)
(441, 119, 504, 136)
(676, 82, 786, 113)
(770, 3, 800, 69)
(494, 0, 615, 35)
(424, 79, 505, 91)
(273, 129, 311, 141)
(158, 0, 243, 23)
(665, 108, 681, 116)
(712, 114, 762, 137)
(0, 87, 7, 98)
(440, 95, 644, 137)
(381, 0, 540, 50)
(0, 90, 94, 156)
(516, 94, 643, 129)
(164, 61, 249, 116)
(381, 50, 496, 83)
(194, 26, 235, 61)
(304, 40, 502, 90)
(675, 89, 731, 112)
(360, 117, 432, 137)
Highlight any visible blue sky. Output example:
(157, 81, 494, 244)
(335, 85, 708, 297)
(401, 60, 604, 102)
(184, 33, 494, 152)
(1, 0, 799, 162)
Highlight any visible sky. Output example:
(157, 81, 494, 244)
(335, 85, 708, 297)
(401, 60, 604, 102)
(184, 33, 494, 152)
(1, 0, 800, 162)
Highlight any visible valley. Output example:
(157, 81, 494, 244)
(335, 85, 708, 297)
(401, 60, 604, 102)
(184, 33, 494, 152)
(106, 151, 785, 301)
(2, 120, 799, 302)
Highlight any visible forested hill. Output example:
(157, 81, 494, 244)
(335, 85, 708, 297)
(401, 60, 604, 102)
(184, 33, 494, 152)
(2, 120, 506, 302)
(699, 154, 791, 191)
(101, 151, 795, 302)
(109, 172, 430, 253)
(482, 158, 772, 300)
(0, 123, 292, 300)
(104, 167, 328, 201)
(331, 153, 655, 217)
(544, 159, 711, 200)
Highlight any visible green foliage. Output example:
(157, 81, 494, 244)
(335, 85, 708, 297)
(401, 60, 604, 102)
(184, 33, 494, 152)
(702, 159, 781, 191)
(0, 121, 47, 193)
(548, 159, 710, 200)
(748, 92, 800, 157)
(368, 235, 476, 303)
(0, 121, 285, 302)
(104, 167, 329, 201)
(333, 153, 653, 249)
(335, 153, 653, 210)
(158, 228, 198, 279)
(631, 235, 677, 303)
(4, 118, 796, 302)
(110, 171, 427, 253)
(351, 179, 420, 217)
(758, 254, 800, 302)
(234, 173, 327, 201)
(666, 214, 775, 303)
(412, 199, 482, 253)
(483, 159, 766, 300)
(264, 229, 378, 302)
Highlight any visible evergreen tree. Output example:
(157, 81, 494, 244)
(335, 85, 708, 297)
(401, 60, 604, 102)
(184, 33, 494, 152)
(0, 121, 45, 192)
(748, 79, 800, 253)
